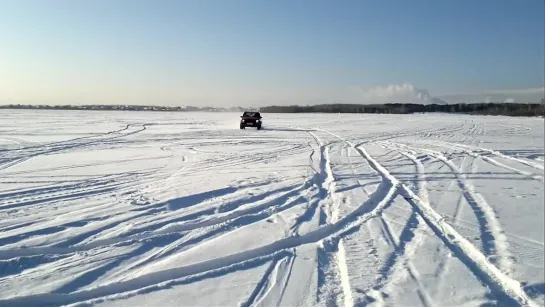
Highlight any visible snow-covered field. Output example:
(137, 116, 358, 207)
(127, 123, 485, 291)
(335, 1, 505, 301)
(0, 109, 543, 307)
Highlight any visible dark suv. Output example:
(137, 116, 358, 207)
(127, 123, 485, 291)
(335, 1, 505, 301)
(240, 111, 262, 130)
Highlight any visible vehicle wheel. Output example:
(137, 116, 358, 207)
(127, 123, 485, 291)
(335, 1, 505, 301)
(257, 125, 261, 130)
(240, 124, 245, 129)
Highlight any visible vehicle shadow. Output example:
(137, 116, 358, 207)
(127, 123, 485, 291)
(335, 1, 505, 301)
(259, 126, 311, 132)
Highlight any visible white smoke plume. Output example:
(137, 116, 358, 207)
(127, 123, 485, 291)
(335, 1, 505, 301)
(349, 83, 447, 105)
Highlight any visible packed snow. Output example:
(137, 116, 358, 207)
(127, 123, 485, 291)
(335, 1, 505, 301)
(0, 109, 543, 307)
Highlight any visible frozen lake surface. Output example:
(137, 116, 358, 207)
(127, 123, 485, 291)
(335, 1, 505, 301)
(0, 109, 543, 306)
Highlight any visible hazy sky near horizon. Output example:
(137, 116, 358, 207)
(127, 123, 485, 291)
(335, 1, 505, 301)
(1, 0, 544, 106)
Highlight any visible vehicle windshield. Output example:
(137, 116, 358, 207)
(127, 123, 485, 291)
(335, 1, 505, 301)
(243, 112, 260, 117)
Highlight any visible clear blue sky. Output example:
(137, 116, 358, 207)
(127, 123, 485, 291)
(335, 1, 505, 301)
(1, 0, 544, 106)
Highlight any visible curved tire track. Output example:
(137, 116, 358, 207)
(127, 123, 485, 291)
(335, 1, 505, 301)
(0, 155, 399, 306)
(354, 144, 537, 307)
(383, 140, 513, 273)
(320, 128, 433, 306)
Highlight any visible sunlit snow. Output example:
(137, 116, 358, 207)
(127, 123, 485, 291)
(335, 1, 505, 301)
(0, 109, 543, 307)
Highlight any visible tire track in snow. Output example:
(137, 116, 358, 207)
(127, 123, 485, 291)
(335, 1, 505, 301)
(442, 141, 544, 172)
(343, 142, 406, 306)
(431, 153, 476, 300)
(240, 251, 295, 307)
(122, 181, 285, 233)
(0, 124, 149, 173)
(0, 178, 315, 299)
(170, 144, 307, 177)
(316, 128, 441, 306)
(383, 150, 433, 306)
(51, 233, 184, 295)
(307, 131, 354, 307)
(316, 131, 406, 306)
(353, 144, 537, 307)
(0, 182, 312, 260)
(332, 142, 355, 307)
(423, 140, 544, 182)
(74, 252, 289, 307)
(323, 145, 339, 223)
(345, 143, 395, 266)
(0, 181, 124, 212)
(307, 130, 342, 304)
(1, 119, 536, 306)
(316, 239, 342, 306)
(120, 184, 313, 272)
(428, 125, 484, 300)
(353, 141, 433, 307)
(322, 123, 465, 146)
(138, 182, 310, 235)
(315, 128, 434, 306)
(64, 180, 268, 246)
(0, 136, 25, 154)
(0, 158, 400, 306)
(306, 131, 334, 205)
(0, 157, 31, 172)
(385, 140, 513, 274)
(0, 171, 147, 203)
(0, 123, 133, 155)
(335, 238, 353, 307)
(0, 175, 151, 247)
(360, 140, 542, 302)
(369, 210, 430, 306)
(181, 142, 308, 175)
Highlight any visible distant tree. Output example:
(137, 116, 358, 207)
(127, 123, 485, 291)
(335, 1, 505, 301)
(1, 101, 544, 117)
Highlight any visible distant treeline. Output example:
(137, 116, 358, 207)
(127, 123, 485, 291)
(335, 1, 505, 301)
(1, 101, 544, 117)
(0, 104, 244, 112)
(261, 102, 545, 117)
